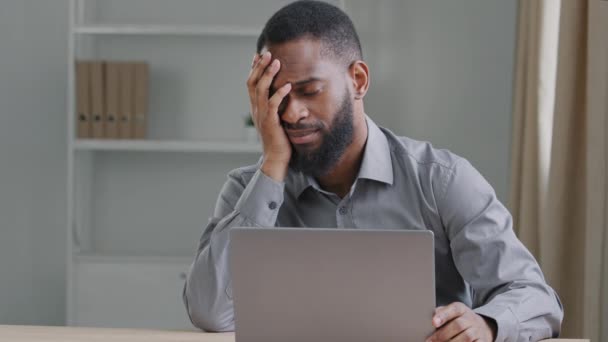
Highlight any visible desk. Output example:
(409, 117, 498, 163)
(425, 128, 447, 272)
(0, 325, 588, 341)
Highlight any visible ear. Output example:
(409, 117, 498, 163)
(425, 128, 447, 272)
(348, 60, 370, 100)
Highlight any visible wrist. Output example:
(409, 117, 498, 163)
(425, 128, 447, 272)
(261, 159, 289, 182)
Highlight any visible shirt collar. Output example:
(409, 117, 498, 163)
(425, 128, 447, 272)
(290, 115, 394, 198)
(357, 116, 394, 185)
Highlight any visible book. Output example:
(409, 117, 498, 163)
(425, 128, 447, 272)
(133, 62, 149, 139)
(104, 62, 120, 139)
(90, 61, 105, 139)
(75, 61, 91, 138)
(118, 62, 134, 139)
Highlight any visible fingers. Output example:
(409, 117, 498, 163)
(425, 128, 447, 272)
(247, 52, 271, 94)
(247, 52, 272, 111)
(433, 302, 467, 328)
(256, 58, 280, 98)
(449, 327, 478, 342)
(426, 303, 494, 342)
(255, 58, 281, 121)
(427, 316, 473, 342)
(268, 83, 292, 119)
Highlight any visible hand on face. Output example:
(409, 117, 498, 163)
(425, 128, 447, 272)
(247, 51, 293, 182)
(426, 302, 497, 342)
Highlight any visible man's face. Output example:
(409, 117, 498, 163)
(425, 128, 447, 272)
(267, 39, 355, 177)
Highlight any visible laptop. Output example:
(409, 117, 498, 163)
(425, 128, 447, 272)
(229, 227, 435, 342)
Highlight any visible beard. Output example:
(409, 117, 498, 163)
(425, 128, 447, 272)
(287, 89, 354, 177)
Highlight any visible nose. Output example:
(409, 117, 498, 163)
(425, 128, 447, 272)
(279, 97, 309, 125)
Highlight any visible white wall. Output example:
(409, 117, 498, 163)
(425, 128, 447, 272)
(0, 1, 68, 325)
(347, 0, 517, 201)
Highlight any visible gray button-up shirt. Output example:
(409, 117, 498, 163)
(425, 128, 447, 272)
(183, 117, 563, 341)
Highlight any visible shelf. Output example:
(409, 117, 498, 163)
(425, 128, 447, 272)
(73, 24, 261, 37)
(74, 253, 192, 264)
(73, 139, 262, 153)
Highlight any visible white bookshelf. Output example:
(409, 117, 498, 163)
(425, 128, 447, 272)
(74, 24, 261, 37)
(66, 0, 343, 331)
(73, 139, 262, 153)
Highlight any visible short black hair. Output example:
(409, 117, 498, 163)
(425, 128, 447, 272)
(256, 0, 363, 67)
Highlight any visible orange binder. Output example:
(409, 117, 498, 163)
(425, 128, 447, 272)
(118, 62, 134, 139)
(75, 61, 91, 138)
(133, 62, 149, 140)
(104, 62, 119, 139)
(90, 61, 105, 139)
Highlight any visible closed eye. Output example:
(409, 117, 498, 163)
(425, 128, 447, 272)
(300, 89, 321, 97)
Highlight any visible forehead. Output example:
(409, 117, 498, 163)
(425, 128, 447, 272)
(264, 38, 341, 84)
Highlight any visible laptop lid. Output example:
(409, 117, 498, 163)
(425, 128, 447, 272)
(229, 227, 435, 342)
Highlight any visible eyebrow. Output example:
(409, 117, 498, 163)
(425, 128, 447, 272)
(270, 77, 323, 94)
(292, 77, 323, 86)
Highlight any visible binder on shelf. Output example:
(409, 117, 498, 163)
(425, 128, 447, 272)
(118, 62, 134, 139)
(90, 61, 105, 139)
(75, 61, 91, 138)
(104, 62, 120, 139)
(133, 62, 149, 140)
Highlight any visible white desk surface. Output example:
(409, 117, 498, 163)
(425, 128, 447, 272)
(0, 325, 588, 342)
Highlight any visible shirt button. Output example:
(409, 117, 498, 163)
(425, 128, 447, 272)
(339, 206, 348, 215)
(268, 201, 278, 210)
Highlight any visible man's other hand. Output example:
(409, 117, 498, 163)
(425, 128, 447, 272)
(426, 302, 497, 342)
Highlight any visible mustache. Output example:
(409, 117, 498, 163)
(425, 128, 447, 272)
(282, 121, 324, 130)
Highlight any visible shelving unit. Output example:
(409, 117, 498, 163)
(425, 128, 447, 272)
(73, 139, 262, 153)
(66, 0, 343, 330)
(73, 24, 261, 37)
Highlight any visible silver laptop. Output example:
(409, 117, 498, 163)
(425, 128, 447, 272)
(229, 228, 435, 342)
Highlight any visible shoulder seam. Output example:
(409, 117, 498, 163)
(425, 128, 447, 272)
(381, 127, 459, 171)
(389, 142, 460, 171)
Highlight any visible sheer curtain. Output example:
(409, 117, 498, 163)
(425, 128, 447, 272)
(510, 0, 608, 340)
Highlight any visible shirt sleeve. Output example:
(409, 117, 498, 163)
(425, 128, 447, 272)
(436, 158, 563, 342)
(182, 168, 285, 332)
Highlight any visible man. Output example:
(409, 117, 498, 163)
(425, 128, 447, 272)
(183, 1, 563, 341)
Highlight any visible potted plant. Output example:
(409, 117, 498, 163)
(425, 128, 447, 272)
(243, 114, 259, 142)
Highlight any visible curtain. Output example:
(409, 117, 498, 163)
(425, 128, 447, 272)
(510, 0, 608, 340)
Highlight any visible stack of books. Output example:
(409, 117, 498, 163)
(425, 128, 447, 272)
(75, 60, 149, 139)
